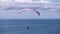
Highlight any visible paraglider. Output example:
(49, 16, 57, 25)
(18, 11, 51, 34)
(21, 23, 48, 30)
(18, 7, 40, 16)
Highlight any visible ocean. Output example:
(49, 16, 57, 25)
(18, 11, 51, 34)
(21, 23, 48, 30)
(0, 19, 60, 34)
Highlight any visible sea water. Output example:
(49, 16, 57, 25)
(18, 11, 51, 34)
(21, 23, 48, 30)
(0, 19, 60, 34)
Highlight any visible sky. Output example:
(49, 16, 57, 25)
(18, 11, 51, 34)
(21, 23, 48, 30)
(0, 0, 60, 19)
(0, 0, 60, 2)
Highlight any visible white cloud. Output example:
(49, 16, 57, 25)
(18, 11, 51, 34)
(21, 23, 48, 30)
(15, 0, 32, 3)
(37, 0, 51, 3)
(0, 1, 15, 10)
(0, 0, 13, 1)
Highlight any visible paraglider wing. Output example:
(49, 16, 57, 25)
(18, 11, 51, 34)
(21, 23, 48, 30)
(32, 9, 40, 16)
(17, 7, 40, 16)
(18, 11, 23, 14)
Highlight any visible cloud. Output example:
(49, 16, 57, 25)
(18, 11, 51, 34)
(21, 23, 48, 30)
(15, 0, 32, 3)
(0, 1, 15, 10)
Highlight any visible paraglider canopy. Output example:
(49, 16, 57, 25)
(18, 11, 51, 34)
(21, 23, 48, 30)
(18, 7, 40, 16)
